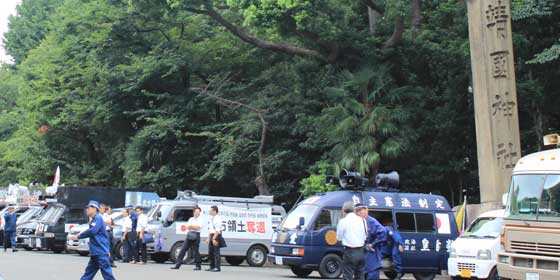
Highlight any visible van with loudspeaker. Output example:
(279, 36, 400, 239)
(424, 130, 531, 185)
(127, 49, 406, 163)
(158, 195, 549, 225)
(268, 171, 459, 280)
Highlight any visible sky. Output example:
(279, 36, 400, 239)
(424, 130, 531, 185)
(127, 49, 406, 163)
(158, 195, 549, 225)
(0, 0, 21, 64)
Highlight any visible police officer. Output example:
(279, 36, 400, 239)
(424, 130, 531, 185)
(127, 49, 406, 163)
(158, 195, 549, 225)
(71, 200, 115, 280)
(356, 204, 387, 280)
(381, 219, 404, 279)
(3, 205, 17, 252)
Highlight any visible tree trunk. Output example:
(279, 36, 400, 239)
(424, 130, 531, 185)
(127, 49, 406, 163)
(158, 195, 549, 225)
(367, 7, 381, 35)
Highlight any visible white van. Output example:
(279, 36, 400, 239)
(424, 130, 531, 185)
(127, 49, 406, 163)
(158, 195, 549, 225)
(448, 209, 504, 280)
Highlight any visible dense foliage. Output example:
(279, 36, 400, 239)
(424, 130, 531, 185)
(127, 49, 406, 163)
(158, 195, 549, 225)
(0, 0, 558, 205)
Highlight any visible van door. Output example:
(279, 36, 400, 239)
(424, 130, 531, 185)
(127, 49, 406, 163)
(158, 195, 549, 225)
(308, 208, 343, 265)
(159, 206, 193, 253)
(395, 211, 439, 272)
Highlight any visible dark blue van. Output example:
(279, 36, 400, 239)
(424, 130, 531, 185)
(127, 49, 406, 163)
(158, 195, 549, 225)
(268, 190, 459, 280)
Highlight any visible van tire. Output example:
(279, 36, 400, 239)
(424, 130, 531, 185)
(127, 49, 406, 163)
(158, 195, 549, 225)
(290, 266, 313, 278)
(246, 245, 268, 267)
(384, 271, 399, 279)
(114, 242, 123, 260)
(413, 272, 436, 280)
(225, 256, 245, 266)
(170, 242, 186, 264)
(318, 253, 343, 279)
(150, 252, 170, 263)
(487, 267, 499, 280)
(52, 248, 64, 254)
(78, 251, 89, 257)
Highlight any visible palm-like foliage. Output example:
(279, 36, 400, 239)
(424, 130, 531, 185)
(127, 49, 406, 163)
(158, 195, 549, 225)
(321, 67, 415, 177)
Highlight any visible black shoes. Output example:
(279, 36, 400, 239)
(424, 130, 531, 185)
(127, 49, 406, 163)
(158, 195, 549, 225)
(170, 266, 180, 270)
(194, 267, 201, 271)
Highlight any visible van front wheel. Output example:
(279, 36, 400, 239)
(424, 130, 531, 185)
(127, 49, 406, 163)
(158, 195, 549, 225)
(290, 266, 313, 278)
(246, 245, 267, 267)
(318, 253, 343, 279)
(413, 272, 436, 280)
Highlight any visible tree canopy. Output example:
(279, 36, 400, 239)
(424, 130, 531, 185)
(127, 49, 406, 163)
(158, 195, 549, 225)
(0, 0, 559, 205)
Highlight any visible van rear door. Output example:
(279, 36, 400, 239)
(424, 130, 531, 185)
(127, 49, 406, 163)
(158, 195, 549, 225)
(395, 211, 440, 272)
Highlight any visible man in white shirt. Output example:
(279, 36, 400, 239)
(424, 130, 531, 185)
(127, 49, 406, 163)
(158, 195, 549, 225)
(135, 206, 149, 264)
(100, 204, 116, 268)
(206, 205, 223, 272)
(120, 209, 135, 263)
(336, 201, 367, 280)
(170, 206, 202, 270)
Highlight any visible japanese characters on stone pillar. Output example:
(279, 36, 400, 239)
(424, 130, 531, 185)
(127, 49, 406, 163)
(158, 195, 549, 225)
(466, 0, 521, 204)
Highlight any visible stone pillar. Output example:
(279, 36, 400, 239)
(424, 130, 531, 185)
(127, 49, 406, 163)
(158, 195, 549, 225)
(466, 0, 521, 204)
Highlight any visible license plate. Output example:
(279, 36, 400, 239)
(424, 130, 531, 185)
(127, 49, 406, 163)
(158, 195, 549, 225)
(460, 269, 472, 278)
(275, 256, 283, 265)
(36, 238, 41, 248)
(526, 272, 540, 280)
(27, 239, 32, 246)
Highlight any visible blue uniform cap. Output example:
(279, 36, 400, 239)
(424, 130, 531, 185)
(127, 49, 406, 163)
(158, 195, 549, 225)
(355, 203, 367, 208)
(7, 204, 15, 209)
(86, 200, 100, 209)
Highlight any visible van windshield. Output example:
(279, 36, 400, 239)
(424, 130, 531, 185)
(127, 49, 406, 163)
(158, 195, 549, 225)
(280, 204, 318, 231)
(506, 174, 560, 222)
(462, 217, 503, 238)
(38, 206, 64, 223)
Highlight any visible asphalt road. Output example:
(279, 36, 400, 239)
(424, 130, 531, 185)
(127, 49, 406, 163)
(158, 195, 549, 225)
(0, 250, 446, 280)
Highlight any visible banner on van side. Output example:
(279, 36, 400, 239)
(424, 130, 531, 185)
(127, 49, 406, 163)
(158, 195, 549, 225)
(175, 204, 272, 240)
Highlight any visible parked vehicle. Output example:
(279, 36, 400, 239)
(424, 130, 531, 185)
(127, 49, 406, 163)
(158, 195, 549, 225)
(448, 209, 505, 280)
(498, 134, 560, 280)
(146, 191, 284, 267)
(29, 186, 125, 253)
(268, 172, 459, 280)
(66, 209, 126, 257)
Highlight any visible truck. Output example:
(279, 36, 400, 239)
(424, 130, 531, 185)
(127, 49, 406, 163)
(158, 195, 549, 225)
(497, 134, 560, 280)
(30, 186, 125, 253)
(146, 191, 285, 267)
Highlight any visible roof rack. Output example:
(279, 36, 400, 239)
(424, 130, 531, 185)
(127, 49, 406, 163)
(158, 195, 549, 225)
(175, 190, 274, 205)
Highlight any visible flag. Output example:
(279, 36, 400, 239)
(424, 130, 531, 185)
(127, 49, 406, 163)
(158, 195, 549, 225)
(52, 166, 61, 187)
(455, 196, 467, 234)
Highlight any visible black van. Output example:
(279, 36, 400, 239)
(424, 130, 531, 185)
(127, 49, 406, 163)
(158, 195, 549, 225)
(29, 187, 125, 253)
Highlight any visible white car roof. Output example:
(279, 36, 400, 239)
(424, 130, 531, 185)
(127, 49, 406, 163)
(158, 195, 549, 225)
(477, 209, 505, 219)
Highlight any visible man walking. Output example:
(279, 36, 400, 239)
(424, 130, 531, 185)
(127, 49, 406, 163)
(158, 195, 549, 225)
(171, 206, 202, 270)
(135, 206, 148, 264)
(206, 205, 223, 272)
(336, 201, 367, 280)
(356, 204, 387, 280)
(3, 205, 17, 252)
(71, 200, 115, 280)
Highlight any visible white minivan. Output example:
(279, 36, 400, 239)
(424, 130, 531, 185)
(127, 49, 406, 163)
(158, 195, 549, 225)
(448, 209, 504, 280)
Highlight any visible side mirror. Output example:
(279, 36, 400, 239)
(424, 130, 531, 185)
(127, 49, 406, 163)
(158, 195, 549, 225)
(502, 193, 509, 207)
(298, 217, 305, 228)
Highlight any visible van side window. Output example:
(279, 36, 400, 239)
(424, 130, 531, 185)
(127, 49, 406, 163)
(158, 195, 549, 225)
(369, 209, 392, 225)
(415, 213, 435, 233)
(314, 209, 343, 231)
(173, 209, 193, 222)
(396, 213, 416, 232)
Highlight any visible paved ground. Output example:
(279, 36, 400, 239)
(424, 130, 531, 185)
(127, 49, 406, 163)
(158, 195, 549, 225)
(0, 250, 447, 280)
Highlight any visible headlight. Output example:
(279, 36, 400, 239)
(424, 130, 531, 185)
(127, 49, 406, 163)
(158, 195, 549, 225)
(292, 248, 305, 256)
(270, 247, 275, 254)
(44, 232, 55, 238)
(449, 247, 457, 258)
(477, 249, 491, 260)
(499, 255, 510, 264)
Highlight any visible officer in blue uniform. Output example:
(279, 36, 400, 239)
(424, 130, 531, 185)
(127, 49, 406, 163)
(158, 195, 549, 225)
(72, 200, 115, 280)
(356, 204, 387, 280)
(3, 205, 17, 252)
(381, 219, 404, 279)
